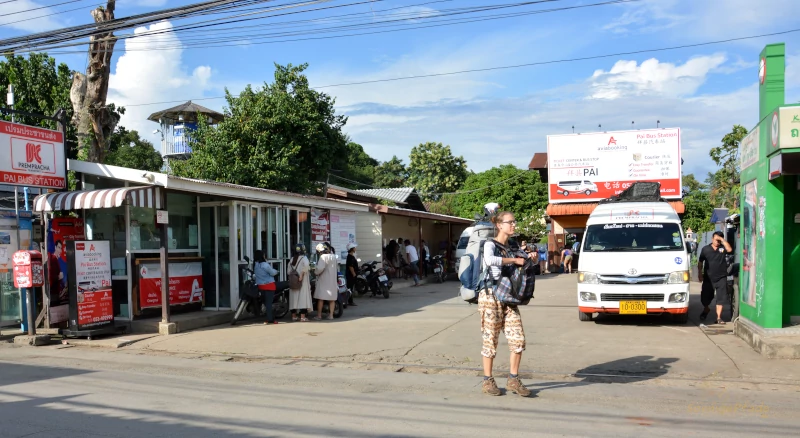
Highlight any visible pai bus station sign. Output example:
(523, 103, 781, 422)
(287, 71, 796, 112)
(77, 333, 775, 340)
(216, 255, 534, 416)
(0, 120, 66, 189)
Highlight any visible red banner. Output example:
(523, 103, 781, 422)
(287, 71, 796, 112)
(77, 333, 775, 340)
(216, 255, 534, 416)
(78, 290, 114, 326)
(138, 262, 203, 308)
(548, 178, 681, 201)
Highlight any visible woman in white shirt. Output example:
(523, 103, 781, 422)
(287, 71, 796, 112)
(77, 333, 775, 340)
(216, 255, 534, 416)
(479, 211, 532, 397)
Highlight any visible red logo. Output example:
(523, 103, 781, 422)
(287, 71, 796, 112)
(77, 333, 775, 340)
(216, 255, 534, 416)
(26, 143, 42, 164)
(627, 210, 639, 216)
(608, 137, 617, 145)
(76, 243, 85, 250)
(89, 244, 95, 251)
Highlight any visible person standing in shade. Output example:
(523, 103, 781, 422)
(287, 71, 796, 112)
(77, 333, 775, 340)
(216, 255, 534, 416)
(313, 243, 338, 320)
(420, 239, 430, 277)
(404, 239, 421, 287)
(697, 231, 733, 324)
(345, 243, 359, 306)
(253, 250, 279, 325)
(288, 243, 312, 322)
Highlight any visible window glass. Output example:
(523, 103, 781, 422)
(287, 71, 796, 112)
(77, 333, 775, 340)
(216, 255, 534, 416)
(166, 193, 198, 250)
(84, 174, 124, 190)
(583, 223, 683, 252)
(130, 206, 159, 250)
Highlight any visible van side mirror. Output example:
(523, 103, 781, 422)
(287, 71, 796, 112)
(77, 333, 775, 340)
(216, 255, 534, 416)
(685, 242, 692, 254)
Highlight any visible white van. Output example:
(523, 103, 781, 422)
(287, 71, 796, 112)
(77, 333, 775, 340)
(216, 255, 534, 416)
(557, 180, 598, 197)
(575, 200, 691, 323)
(454, 226, 474, 274)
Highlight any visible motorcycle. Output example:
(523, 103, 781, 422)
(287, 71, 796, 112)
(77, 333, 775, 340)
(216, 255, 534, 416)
(429, 255, 445, 283)
(231, 256, 290, 325)
(354, 261, 391, 299)
(308, 266, 349, 318)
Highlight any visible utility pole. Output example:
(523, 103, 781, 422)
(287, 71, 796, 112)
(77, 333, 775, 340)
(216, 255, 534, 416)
(70, 0, 120, 163)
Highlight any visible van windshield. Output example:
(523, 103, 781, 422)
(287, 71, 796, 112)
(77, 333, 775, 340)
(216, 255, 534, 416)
(457, 236, 470, 249)
(582, 223, 683, 252)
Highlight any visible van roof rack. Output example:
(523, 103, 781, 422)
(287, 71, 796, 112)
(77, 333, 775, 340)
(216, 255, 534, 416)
(599, 182, 666, 204)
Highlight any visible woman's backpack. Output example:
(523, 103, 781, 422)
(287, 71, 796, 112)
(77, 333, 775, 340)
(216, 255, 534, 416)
(288, 257, 303, 290)
(492, 240, 536, 305)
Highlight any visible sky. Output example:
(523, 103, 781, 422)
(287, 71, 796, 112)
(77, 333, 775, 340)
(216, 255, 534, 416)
(2, 0, 800, 181)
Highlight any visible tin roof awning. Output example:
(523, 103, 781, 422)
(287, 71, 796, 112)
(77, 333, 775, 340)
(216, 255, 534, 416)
(33, 187, 162, 212)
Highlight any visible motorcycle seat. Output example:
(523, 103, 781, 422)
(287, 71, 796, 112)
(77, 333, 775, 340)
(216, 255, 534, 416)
(275, 281, 289, 291)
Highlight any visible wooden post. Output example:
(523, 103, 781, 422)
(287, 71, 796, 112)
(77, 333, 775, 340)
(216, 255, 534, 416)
(159, 190, 170, 323)
(447, 222, 452, 271)
(418, 218, 423, 275)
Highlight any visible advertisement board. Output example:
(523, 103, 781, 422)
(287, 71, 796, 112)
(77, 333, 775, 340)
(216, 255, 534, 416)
(310, 208, 330, 249)
(47, 218, 85, 323)
(329, 211, 356, 261)
(138, 261, 203, 308)
(67, 240, 114, 331)
(547, 128, 682, 203)
(0, 120, 66, 189)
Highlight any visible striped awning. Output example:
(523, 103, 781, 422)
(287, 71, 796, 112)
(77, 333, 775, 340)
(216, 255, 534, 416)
(33, 187, 162, 212)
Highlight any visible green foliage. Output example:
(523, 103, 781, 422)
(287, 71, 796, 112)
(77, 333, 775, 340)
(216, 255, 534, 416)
(682, 190, 714, 234)
(407, 142, 469, 201)
(682, 173, 707, 193)
(707, 124, 747, 212)
(452, 165, 548, 238)
(374, 155, 409, 188)
(0, 53, 76, 156)
(172, 63, 347, 193)
(333, 141, 378, 189)
(104, 126, 163, 172)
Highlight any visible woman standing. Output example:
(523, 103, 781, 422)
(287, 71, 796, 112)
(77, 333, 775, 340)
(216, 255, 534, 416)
(253, 250, 279, 325)
(479, 211, 532, 397)
(313, 243, 338, 320)
(288, 243, 312, 322)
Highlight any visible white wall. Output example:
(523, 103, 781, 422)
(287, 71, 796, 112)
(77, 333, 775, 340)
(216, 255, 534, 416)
(355, 211, 383, 265)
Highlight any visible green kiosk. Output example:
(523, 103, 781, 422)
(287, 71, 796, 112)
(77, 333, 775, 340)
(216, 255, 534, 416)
(735, 43, 800, 358)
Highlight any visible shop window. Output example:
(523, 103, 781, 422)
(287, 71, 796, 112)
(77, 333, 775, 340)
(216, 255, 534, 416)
(85, 206, 127, 276)
(130, 193, 198, 251)
(84, 174, 125, 190)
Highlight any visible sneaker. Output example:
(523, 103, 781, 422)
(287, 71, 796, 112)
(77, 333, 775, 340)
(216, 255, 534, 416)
(482, 377, 502, 396)
(507, 376, 532, 397)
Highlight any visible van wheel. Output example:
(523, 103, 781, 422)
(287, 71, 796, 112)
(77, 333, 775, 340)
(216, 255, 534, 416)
(585, 190, 592, 195)
(672, 312, 689, 324)
(563, 191, 569, 197)
(578, 310, 593, 321)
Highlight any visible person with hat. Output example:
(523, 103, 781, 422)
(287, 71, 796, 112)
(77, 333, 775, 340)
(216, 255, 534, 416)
(697, 231, 733, 324)
(313, 242, 339, 320)
(288, 243, 313, 322)
(345, 243, 359, 307)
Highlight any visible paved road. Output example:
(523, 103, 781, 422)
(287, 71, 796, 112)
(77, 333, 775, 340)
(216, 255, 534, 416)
(1, 345, 799, 438)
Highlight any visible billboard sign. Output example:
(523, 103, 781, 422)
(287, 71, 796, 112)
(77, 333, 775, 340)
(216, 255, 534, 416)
(547, 128, 681, 203)
(0, 120, 66, 189)
(67, 240, 114, 331)
(138, 261, 203, 308)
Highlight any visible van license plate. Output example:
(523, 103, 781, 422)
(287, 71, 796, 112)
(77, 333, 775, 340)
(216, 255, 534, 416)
(620, 301, 647, 315)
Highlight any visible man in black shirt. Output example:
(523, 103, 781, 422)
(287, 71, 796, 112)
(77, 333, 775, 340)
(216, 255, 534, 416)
(697, 231, 733, 324)
(345, 243, 359, 306)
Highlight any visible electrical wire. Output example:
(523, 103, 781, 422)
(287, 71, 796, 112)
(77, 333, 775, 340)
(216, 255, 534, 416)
(119, 26, 800, 108)
(0, 0, 92, 18)
(0, 4, 96, 27)
(329, 171, 522, 197)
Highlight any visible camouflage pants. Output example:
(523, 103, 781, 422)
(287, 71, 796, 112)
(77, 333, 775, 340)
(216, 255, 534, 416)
(479, 289, 526, 358)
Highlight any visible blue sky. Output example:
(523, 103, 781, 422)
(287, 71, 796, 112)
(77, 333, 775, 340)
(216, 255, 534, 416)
(2, 0, 800, 180)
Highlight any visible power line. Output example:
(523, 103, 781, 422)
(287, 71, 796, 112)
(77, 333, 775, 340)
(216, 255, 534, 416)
(0, 0, 91, 18)
(328, 170, 521, 197)
(0, 4, 95, 27)
(119, 26, 800, 108)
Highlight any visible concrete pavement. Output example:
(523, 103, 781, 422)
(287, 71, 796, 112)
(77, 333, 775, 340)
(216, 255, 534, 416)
(66, 273, 799, 389)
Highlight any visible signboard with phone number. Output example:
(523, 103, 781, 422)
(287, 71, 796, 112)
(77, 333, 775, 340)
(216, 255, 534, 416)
(68, 240, 114, 330)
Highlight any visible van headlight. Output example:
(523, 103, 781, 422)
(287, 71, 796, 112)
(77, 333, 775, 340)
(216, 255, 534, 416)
(580, 292, 597, 302)
(666, 271, 690, 284)
(669, 293, 688, 303)
(578, 272, 599, 284)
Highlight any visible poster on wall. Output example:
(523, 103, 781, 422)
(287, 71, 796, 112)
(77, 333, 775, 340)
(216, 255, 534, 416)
(741, 181, 758, 307)
(47, 217, 85, 323)
(547, 128, 682, 203)
(139, 261, 203, 308)
(0, 120, 66, 189)
(67, 240, 114, 331)
(330, 211, 356, 261)
(311, 208, 330, 249)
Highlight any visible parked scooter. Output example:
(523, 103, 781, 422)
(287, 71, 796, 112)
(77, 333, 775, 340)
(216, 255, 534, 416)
(429, 254, 445, 283)
(354, 261, 391, 298)
(231, 256, 290, 325)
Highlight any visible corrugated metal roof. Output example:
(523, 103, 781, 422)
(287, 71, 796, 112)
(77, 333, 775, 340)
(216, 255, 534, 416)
(354, 187, 415, 204)
(379, 205, 473, 225)
(547, 201, 685, 216)
(147, 101, 224, 123)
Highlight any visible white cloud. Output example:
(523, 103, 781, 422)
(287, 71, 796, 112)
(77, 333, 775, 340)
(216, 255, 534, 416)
(117, 0, 169, 6)
(603, 0, 684, 34)
(589, 54, 727, 99)
(0, 0, 63, 32)
(108, 21, 216, 150)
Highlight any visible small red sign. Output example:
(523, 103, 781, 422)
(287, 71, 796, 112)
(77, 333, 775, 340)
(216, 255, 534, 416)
(77, 290, 114, 326)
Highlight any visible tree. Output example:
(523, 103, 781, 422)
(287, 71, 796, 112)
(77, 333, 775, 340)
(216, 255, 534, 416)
(452, 165, 548, 229)
(707, 125, 747, 211)
(70, 1, 119, 163)
(172, 63, 348, 193)
(104, 126, 163, 172)
(407, 142, 469, 201)
(0, 53, 76, 156)
(333, 141, 378, 189)
(374, 155, 409, 188)
(682, 173, 707, 194)
(682, 190, 714, 234)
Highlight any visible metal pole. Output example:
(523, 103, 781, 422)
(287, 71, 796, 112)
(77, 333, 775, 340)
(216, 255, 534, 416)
(16, 187, 34, 335)
(159, 190, 170, 323)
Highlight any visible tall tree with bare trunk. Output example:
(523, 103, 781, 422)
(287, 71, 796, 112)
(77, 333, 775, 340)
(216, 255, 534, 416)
(70, 0, 120, 163)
